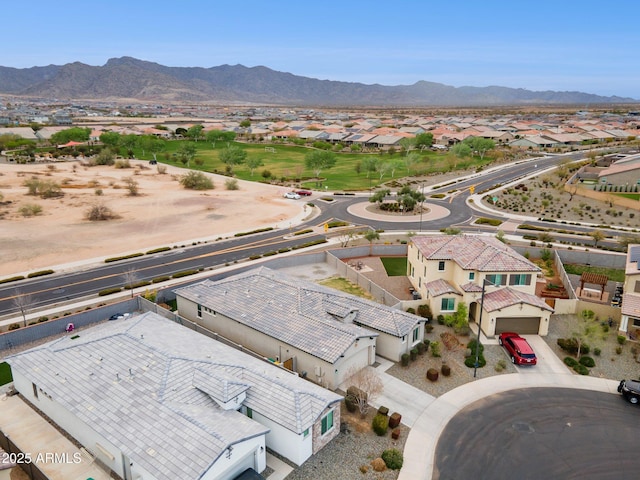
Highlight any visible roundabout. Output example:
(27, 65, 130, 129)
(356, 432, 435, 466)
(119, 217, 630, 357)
(347, 201, 451, 223)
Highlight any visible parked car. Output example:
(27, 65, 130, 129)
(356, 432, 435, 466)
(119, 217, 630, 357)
(618, 379, 640, 404)
(498, 332, 537, 365)
(283, 192, 301, 199)
(109, 313, 131, 321)
(295, 189, 312, 196)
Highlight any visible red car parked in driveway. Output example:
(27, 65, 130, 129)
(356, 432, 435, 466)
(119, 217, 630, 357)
(498, 332, 537, 365)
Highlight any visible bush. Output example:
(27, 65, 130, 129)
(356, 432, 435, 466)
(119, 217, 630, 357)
(423, 339, 430, 351)
(564, 357, 579, 367)
(372, 414, 389, 436)
(437, 315, 445, 325)
(425, 324, 434, 333)
(172, 269, 199, 279)
(495, 359, 507, 372)
(464, 355, 487, 368)
(8, 323, 21, 331)
(27, 269, 54, 278)
(616, 346, 623, 355)
(234, 227, 274, 237)
(146, 247, 171, 255)
(593, 347, 601, 356)
(20, 203, 43, 217)
(225, 178, 239, 190)
(105, 252, 144, 263)
(400, 353, 410, 367)
(0, 275, 26, 284)
(180, 171, 214, 190)
(381, 449, 403, 470)
(430, 341, 441, 357)
(579, 356, 595, 367)
(573, 364, 590, 375)
(427, 368, 439, 381)
(98, 287, 122, 296)
(417, 304, 432, 319)
(409, 348, 418, 361)
(441, 363, 451, 376)
(86, 203, 117, 221)
(416, 342, 426, 354)
(617, 335, 627, 345)
(377, 406, 389, 416)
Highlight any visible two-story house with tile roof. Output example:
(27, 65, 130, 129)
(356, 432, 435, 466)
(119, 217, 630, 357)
(620, 244, 640, 335)
(174, 267, 427, 390)
(7, 312, 341, 479)
(407, 235, 553, 336)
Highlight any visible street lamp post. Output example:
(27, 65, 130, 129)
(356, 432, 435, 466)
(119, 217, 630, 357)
(474, 279, 489, 378)
(419, 182, 424, 232)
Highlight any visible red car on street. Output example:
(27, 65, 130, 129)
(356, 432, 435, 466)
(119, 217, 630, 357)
(498, 332, 537, 365)
(295, 190, 312, 196)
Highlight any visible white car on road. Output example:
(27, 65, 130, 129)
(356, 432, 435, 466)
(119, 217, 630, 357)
(283, 192, 301, 199)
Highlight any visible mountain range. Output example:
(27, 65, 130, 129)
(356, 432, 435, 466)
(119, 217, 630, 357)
(0, 56, 636, 107)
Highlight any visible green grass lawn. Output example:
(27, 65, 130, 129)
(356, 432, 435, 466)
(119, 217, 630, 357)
(616, 193, 640, 200)
(563, 264, 625, 283)
(129, 140, 495, 192)
(380, 257, 408, 276)
(0, 362, 13, 386)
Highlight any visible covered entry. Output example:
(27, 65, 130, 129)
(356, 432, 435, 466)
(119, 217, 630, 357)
(495, 316, 541, 335)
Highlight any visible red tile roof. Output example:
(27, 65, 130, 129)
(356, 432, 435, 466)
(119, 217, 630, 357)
(482, 287, 553, 313)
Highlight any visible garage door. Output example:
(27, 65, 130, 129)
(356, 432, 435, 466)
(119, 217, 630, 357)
(495, 317, 540, 334)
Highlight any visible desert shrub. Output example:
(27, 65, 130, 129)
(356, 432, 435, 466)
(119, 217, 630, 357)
(593, 347, 601, 356)
(114, 159, 131, 169)
(86, 203, 117, 221)
(495, 359, 507, 372)
(8, 323, 21, 330)
(372, 413, 389, 436)
(20, 203, 43, 217)
(224, 178, 239, 190)
(98, 287, 122, 296)
(37, 316, 49, 323)
(359, 465, 368, 474)
(95, 188, 103, 196)
(400, 353, 410, 367)
(156, 164, 167, 174)
(151, 276, 171, 284)
(616, 346, 623, 354)
(27, 269, 54, 278)
(370, 458, 386, 472)
(573, 364, 589, 375)
(579, 356, 595, 367)
(93, 149, 115, 165)
(180, 171, 214, 190)
(381, 449, 403, 470)
(425, 324, 434, 333)
(124, 177, 139, 196)
(617, 335, 627, 345)
(564, 357, 579, 367)
(430, 341, 441, 357)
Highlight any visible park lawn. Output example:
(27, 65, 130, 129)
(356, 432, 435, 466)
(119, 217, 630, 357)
(563, 264, 625, 283)
(380, 257, 408, 276)
(131, 140, 495, 192)
(616, 193, 640, 200)
(318, 277, 374, 299)
(0, 362, 13, 386)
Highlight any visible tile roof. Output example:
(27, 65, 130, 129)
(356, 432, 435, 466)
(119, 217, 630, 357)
(175, 268, 423, 361)
(425, 279, 461, 297)
(481, 287, 554, 313)
(621, 294, 640, 317)
(411, 235, 540, 273)
(8, 312, 340, 479)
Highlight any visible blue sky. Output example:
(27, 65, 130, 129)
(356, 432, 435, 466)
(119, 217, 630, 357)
(4, 1, 639, 99)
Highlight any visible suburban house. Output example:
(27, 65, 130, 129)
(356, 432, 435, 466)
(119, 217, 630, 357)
(174, 267, 427, 390)
(407, 235, 553, 337)
(620, 244, 640, 335)
(7, 312, 342, 479)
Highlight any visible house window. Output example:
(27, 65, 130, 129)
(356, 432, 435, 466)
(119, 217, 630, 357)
(441, 298, 455, 311)
(321, 410, 334, 435)
(246, 407, 253, 419)
(418, 277, 421, 288)
(486, 274, 507, 286)
(438, 261, 445, 271)
(412, 327, 420, 343)
(303, 428, 310, 438)
(509, 274, 531, 286)
(32, 383, 38, 399)
(197, 304, 202, 318)
(468, 272, 475, 281)
(635, 280, 640, 293)
(424, 266, 426, 276)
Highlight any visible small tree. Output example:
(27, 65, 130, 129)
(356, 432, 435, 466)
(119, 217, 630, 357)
(13, 289, 34, 327)
(219, 146, 247, 173)
(123, 269, 138, 298)
(344, 366, 384, 417)
(180, 171, 214, 190)
(364, 230, 380, 256)
(245, 157, 264, 176)
(305, 150, 336, 186)
(589, 229, 606, 247)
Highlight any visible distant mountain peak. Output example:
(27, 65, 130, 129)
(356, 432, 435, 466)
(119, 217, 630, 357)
(0, 57, 637, 106)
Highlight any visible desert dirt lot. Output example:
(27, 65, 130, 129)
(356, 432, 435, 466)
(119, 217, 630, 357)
(0, 160, 304, 276)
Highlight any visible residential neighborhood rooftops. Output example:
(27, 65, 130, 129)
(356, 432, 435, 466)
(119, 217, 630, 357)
(411, 235, 540, 272)
(7, 312, 341, 479)
(174, 267, 425, 362)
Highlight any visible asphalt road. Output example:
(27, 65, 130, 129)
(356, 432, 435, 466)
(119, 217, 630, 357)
(434, 388, 640, 480)
(0, 150, 628, 317)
